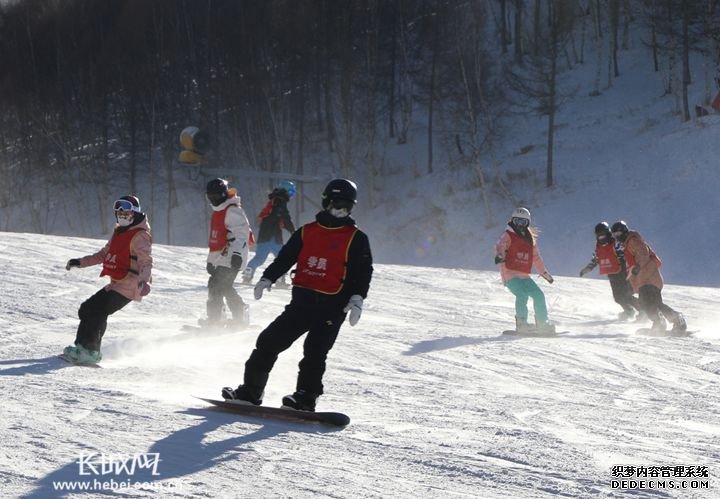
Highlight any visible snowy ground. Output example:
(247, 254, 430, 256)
(1, 232, 718, 498)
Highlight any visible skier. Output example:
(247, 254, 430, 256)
(63, 195, 152, 364)
(579, 222, 641, 319)
(611, 221, 686, 332)
(494, 207, 555, 333)
(222, 178, 373, 411)
(242, 179, 296, 286)
(203, 178, 251, 328)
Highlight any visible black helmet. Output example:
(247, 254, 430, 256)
(206, 178, 229, 206)
(594, 222, 610, 234)
(321, 178, 357, 209)
(594, 222, 611, 243)
(611, 221, 629, 241)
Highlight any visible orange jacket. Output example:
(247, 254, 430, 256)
(623, 231, 663, 292)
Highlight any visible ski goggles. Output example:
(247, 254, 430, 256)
(113, 199, 140, 212)
(512, 217, 529, 227)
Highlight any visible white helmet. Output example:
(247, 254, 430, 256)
(511, 207, 531, 223)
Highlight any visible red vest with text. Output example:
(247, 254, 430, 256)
(595, 242, 622, 275)
(208, 206, 231, 252)
(100, 229, 137, 280)
(292, 222, 358, 294)
(504, 230, 533, 273)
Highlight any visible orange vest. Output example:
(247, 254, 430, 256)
(208, 206, 231, 252)
(596, 242, 621, 275)
(292, 222, 358, 294)
(100, 229, 137, 280)
(624, 241, 661, 269)
(504, 230, 533, 273)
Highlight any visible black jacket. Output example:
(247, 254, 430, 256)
(262, 211, 373, 306)
(256, 189, 296, 244)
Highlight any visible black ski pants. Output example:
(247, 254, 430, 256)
(243, 299, 345, 397)
(638, 284, 679, 324)
(75, 288, 131, 351)
(608, 272, 640, 313)
(207, 266, 245, 320)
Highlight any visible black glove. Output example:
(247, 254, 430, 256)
(231, 253, 243, 269)
(579, 264, 594, 277)
(631, 265, 640, 276)
(206, 262, 215, 275)
(494, 255, 505, 265)
(66, 258, 81, 271)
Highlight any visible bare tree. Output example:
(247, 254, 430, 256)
(506, 0, 576, 188)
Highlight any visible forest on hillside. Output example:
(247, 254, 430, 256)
(0, 0, 718, 234)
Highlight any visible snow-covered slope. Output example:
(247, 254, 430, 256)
(1, 233, 718, 498)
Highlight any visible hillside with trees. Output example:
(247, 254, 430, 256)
(0, 0, 718, 244)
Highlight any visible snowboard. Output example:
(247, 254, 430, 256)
(502, 330, 569, 338)
(182, 315, 250, 333)
(195, 397, 350, 427)
(57, 354, 102, 368)
(181, 322, 247, 333)
(635, 328, 695, 337)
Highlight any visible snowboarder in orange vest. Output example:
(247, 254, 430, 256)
(579, 222, 641, 319)
(495, 207, 555, 333)
(204, 178, 252, 328)
(222, 179, 373, 411)
(611, 221, 686, 333)
(63, 195, 152, 364)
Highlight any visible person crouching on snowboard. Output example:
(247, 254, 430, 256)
(204, 178, 251, 328)
(579, 222, 641, 320)
(64, 195, 152, 364)
(222, 178, 373, 411)
(611, 221, 686, 333)
(495, 207, 555, 333)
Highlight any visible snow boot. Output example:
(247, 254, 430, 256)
(281, 390, 318, 412)
(671, 313, 687, 332)
(72, 344, 102, 364)
(535, 320, 556, 334)
(221, 385, 263, 406)
(63, 344, 78, 359)
(515, 317, 531, 333)
(201, 300, 225, 328)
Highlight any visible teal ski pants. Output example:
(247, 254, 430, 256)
(505, 277, 548, 323)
